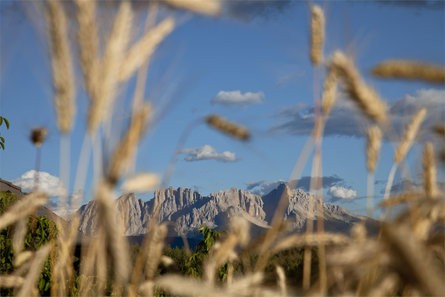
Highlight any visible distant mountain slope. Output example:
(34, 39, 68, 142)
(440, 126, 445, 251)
(77, 184, 368, 238)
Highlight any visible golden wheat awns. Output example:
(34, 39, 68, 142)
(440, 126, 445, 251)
(205, 115, 250, 141)
(310, 5, 325, 66)
(394, 108, 427, 163)
(75, 0, 99, 101)
(321, 68, 339, 116)
(161, 0, 222, 16)
(47, 0, 76, 133)
(373, 60, 445, 84)
(366, 125, 382, 172)
(330, 51, 389, 124)
(108, 103, 152, 184)
(119, 17, 175, 82)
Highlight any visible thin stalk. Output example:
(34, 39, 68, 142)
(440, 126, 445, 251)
(367, 172, 375, 217)
(59, 134, 70, 216)
(72, 134, 91, 210)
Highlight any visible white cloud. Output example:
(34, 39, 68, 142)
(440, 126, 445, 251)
(328, 186, 357, 200)
(211, 90, 264, 106)
(180, 145, 237, 162)
(13, 170, 67, 197)
(272, 88, 445, 138)
(246, 175, 344, 196)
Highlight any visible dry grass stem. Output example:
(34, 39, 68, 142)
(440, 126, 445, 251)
(0, 276, 24, 288)
(16, 244, 51, 297)
(75, 0, 99, 100)
(367, 274, 399, 297)
(321, 68, 339, 117)
(394, 108, 427, 163)
(379, 192, 422, 207)
(310, 5, 325, 66)
(12, 218, 27, 256)
(108, 103, 152, 184)
(372, 60, 445, 84)
(366, 125, 382, 173)
(47, 0, 76, 133)
(206, 114, 250, 141)
(119, 17, 175, 82)
(276, 265, 287, 297)
(121, 172, 160, 193)
(0, 192, 47, 230)
(87, 1, 132, 133)
(95, 181, 130, 286)
(423, 142, 439, 198)
(330, 51, 388, 124)
(161, 0, 222, 16)
(271, 233, 349, 253)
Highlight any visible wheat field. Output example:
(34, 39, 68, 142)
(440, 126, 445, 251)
(0, 1, 444, 297)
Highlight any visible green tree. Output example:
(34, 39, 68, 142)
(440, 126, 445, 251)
(185, 226, 227, 279)
(0, 191, 57, 297)
(0, 116, 10, 150)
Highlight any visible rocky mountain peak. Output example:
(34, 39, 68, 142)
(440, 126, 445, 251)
(77, 184, 365, 237)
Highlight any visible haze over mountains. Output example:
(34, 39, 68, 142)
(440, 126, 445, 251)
(77, 184, 367, 238)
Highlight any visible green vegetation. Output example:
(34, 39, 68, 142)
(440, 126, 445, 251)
(0, 116, 10, 150)
(0, 191, 57, 297)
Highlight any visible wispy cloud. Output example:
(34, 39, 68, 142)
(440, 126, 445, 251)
(13, 170, 66, 197)
(328, 186, 357, 200)
(180, 145, 237, 162)
(246, 175, 343, 196)
(272, 89, 445, 138)
(211, 90, 264, 107)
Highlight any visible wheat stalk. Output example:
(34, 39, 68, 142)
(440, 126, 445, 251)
(16, 244, 51, 297)
(372, 60, 445, 84)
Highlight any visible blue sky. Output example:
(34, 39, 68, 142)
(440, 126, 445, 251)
(0, 1, 444, 217)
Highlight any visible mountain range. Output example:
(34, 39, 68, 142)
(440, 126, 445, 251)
(77, 184, 370, 239)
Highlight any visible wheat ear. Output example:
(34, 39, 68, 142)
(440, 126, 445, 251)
(205, 115, 250, 141)
(87, 1, 132, 133)
(394, 108, 426, 163)
(423, 143, 438, 198)
(161, 0, 222, 16)
(331, 51, 388, 125)
(119, 17, 175, 82)
(47, 0, 76, 134)
(372, 60, 445, 84)
(310, 5, 325, 66)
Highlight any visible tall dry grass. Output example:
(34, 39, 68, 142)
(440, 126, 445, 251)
(0, 1, 444, 297)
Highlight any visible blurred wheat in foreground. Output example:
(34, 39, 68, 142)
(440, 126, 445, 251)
(0, 1, 444, 297)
